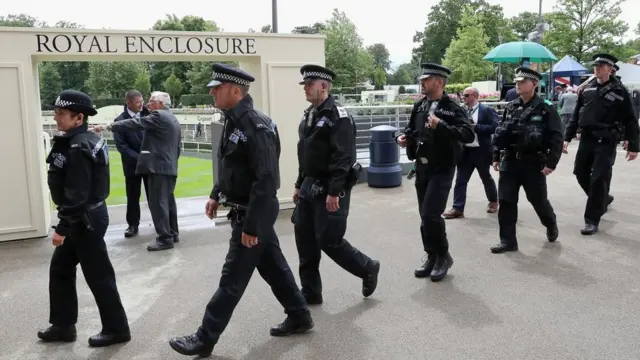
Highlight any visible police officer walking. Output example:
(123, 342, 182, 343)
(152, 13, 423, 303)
(293, 64, 380, 304)
(490, 67, 564, 253)
(395, 63, 475, 281)
(563, 53, 639, 235)
(39, 90, 131, 347)
(169, 64, 313, 357)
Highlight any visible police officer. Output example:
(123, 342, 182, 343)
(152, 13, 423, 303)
(38, 90, 131, 347)
(395, 63, 475, 280)
(169, 64, 313, 358)
(293, 64, 380, 304)
(490, 68, 563, 253)
(563, 53, 639, 235)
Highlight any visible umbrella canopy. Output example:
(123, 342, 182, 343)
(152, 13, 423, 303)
(484, 41, 558, 63)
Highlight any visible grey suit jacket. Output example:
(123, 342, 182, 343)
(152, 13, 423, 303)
(110, 109, 181, 176)
(558, 92, 578, 115)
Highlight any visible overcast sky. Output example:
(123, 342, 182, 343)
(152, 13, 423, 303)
(3, 0, 639, 67)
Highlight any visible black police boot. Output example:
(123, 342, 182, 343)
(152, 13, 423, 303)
(37, 325, 77, 342)
(430, 253, 453, 282)
(169, 333, 215, 357)
(362, 260, 380, 297)
(490, 243, 518, 254)
(414, 253, 436, 278)
(173, 236, 180, 243)
(302, 292, 323, 305)
(580, 223, 598, 235)
(88, 331, 131, 347)
(147, 239, 174, 251)
(124, 226, 138, 238)
(269, 313, 314, 337)
(547, 224, 559, 242)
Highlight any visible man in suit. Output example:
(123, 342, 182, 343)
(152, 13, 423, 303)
(443, 87, 500, 219)
(113, 90, 150, 238)
(93, 91, 182, 251)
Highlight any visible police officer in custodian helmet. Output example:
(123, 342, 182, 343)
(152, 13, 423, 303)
(490, 67, 564, 253)
(38, 90, 131, 347)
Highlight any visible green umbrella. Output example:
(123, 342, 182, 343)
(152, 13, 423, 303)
(483, 41, 557, 63)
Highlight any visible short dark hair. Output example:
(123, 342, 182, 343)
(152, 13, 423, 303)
(125, 90, 143, 101)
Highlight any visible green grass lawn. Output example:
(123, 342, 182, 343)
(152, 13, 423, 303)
(107, 155, 214, 206)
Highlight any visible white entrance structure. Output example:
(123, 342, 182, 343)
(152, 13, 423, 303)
(0, 27, 325, 242)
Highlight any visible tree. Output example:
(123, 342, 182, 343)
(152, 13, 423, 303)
(543, 0, 629, 63)
(508, 12, 539, 41)
(367, 43, 391, 71)
(291, 22, 326, 34)
(387, 63, 420, 85)
(163, 74, 183, 104)
(323, 9, 374, 88)
(442, 6, 494, 83)
(260, 24, 272, 33)
(0, 14, 45, 27)
(85, 62, 147, 98)
(373, 66, 387, 90)
(39, 63, 62, 108)
(133, 72, 152, 98)
(398, 85, 406, 94)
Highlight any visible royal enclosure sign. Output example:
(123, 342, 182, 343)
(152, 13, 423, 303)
(34, 34, 257, 55)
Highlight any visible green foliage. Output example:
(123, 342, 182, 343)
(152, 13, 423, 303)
(442, 6, 494, 83)
(291, 22, 326, 34)
(163, 74, 183, 104)
(180, 94, 215, 107)
(373, 66, 387, 90)
(398, 85, 406, 94)
(367, 43, 391, 71)
(93, 98, 125, 108)
(39, 63, 62, 108)
(445, 83, 471, 94)
(508, 12, 539, 41)
(133, 72, 151, 99)
(85, 62, 147, 99)
(388, 63, 421, 85)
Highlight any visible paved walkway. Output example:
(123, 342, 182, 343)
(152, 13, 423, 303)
(1, 144, 640, 360)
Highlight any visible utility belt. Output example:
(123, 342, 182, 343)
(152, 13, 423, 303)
(301, 162, 362, 198)
(581, 127, 620, 144)
(55, 201, 105, 232)
(219, 194, 247, 222)
(503, 148, 546, 162)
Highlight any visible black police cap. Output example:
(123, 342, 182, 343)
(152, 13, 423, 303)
(54, 90, 97, 116)
(207, 63, 255, 88)
(592, 53, 618, 67)
(514, 67, 542, 82)
(418, 63, 452, 80)
(299, 64, 336, 85)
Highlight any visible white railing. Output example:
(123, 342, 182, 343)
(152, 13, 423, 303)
(43, 131, 51, 155)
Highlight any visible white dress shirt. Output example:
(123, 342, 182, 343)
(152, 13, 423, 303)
(465, 103, 480, 147)
(127, 108, 140, 118)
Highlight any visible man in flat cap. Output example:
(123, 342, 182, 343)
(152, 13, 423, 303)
(564, 53, 639, 235)
(395, 63, 475, 280)
(293, 64, 380, 305)
(169, 63, 313, 358)
(490, 67, 563, 253)
(93, 91, 182, 251)
(39, 90, 131, 347)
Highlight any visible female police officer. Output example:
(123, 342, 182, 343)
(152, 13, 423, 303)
(38, 90, 131, 347)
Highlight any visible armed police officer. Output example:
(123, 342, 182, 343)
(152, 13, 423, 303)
(490, 67, 563, 254)
(169, 64, 313, 358)
(395, 63, 475, 281)
(563, 53, 639, 235)
(39, 90, 131, 347)
(293, 64, 380, 305)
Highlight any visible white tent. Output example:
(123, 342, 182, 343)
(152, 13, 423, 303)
(617, 62, 640, 90)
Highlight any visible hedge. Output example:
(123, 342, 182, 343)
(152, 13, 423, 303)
(181, 94, 215, 107)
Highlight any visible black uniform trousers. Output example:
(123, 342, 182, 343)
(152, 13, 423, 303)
(294, 185, 374, 298)
(498, 159, 557, 246)
(414, 163, 455, 255)
(147, 174, 179, 243)
(573, 136, 617, 225)
(452, 147, 498, 212)
(124, 174, 148, 228)
(197, 198, 308, 344)
(49, 204, 129, 334)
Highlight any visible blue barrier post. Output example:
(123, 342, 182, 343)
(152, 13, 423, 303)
(367, 125, 403, 188)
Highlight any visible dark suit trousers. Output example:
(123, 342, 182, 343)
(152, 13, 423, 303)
(452, 146, 498, 212)
(147, 174, 179, 243)
(125, 175, 149, 228)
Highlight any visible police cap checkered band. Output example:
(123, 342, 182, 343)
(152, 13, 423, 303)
(421, 69, 450, 78)
(211, 71, 252, 86)
(515, 71, 539, 80)
(55, 97, 75, 107)
(302, 71, 333, 81)
(594, 57, 614, 66)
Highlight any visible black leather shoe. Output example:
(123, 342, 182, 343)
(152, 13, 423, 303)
(88, 332, 131, 347)
(547, 224, 559, 242)
(490, 243, 518, 254)
(37, 325, 76, 342)
(430, 253, 453, 282)
(269, 314, 314, 337)
(414, 254, 436, 278)
(147, 240, 174, 251)
(362, 260, 380, 297)
(124, 226, 138, 238)
(173, 237, 180, 243)
(303, 292, 323, 305)
(580, 223, 598, 235)
(169, 333, 214, 357)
